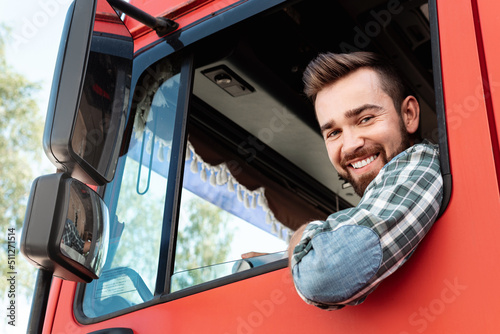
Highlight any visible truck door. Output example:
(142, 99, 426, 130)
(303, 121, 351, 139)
(37, 0, 500, 333)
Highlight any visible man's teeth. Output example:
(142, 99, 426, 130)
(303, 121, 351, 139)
(352, 155, 376, 169)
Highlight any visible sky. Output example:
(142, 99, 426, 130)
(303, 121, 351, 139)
(1, 0, 72, 107)
(0, 1, 71, 333)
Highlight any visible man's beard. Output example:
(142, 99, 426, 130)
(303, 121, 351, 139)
(338, 122, 411, 197)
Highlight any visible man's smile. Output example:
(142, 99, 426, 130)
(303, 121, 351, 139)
(339, 150, 386, 197)
(350, 153, 379, 169)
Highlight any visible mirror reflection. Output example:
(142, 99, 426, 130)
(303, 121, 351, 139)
(71, 16, 133, 182)
(61, 183, 93, 259)
(60, 179, 109, 278)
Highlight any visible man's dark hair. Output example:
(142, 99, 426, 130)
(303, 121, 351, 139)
(303, 52, 411, 113)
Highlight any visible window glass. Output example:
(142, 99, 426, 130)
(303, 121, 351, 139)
(171, 149, 288, 292)
(82, 58, 181, 317)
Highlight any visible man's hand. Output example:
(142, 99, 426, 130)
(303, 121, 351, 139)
(241, 252, 268, 259)
(287, 223, 308, 268)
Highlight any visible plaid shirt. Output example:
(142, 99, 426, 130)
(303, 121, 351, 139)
(291, 140, 443, 309)
(62, 219, 85, 254)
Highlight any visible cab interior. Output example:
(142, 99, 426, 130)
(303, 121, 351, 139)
(189, 0, 436, 216)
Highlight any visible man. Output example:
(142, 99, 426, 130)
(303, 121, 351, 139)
(287, 52, 443, 310)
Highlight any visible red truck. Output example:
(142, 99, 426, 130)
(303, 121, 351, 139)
(20, 0, 500, 333)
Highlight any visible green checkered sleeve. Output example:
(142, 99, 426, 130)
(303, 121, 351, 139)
(290, 140, 443, 309)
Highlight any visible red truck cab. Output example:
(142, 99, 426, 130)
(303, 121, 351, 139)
(21, 0, 500, 333)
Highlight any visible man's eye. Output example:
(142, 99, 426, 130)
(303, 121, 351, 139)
(326, 130, 340, 139)
(360, 116, 374, 124)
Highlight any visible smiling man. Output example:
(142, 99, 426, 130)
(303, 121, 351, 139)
(288, 52, 443, 310)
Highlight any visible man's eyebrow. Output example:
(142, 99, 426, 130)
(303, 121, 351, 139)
(320, 120, 335, 134)
(319, 104, 383, 134)
(344, 104, 383, 119)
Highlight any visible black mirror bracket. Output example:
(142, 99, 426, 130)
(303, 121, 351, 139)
(107, 0, 179, 37)
(155, 17, 179, 37)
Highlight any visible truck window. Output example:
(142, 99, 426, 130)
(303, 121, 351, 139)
(77, 0, 448, 321)
(170, 109, 327, 291)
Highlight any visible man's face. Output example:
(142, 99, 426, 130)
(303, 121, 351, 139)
(315, 68, 412, 197)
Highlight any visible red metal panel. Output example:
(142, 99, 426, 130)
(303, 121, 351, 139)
(94, 0, 132, 37)
(49, 0, 500, 332)
(426, 0, 500, 332)
(41, 278, 62, 334)
(129, 0, 215, 21)
(474, 0, 500, 190)
(126, 0, 240, 51)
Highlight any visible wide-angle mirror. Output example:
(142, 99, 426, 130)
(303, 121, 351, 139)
(21, 173, 110, 282)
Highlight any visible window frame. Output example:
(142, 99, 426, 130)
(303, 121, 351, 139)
(74, 0, 451, 324)
(159, 53, 194, 296)
(75, 52, 191, 322)
(429, 0, 452, 214)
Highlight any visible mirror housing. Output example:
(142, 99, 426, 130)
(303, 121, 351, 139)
(21, 173, 109, 282)
(43, 0, 133, 185)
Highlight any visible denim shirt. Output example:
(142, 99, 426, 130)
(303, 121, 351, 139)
(290, 140, 443, 310)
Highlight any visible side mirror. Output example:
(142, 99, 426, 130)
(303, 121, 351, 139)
(21, 173, 110, 282)
(43, 0, 133, 185)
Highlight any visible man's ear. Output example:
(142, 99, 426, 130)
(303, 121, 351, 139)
(401, 96, 420, 135)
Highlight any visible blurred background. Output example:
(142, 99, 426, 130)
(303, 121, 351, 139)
(0, 1, 72, 333)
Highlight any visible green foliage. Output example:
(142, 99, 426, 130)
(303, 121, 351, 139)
(109, 154, 235, 294)
(0, 25, 44, 296)
(110, 158, 165, 290)
(172, 195, 235, 291)
(0, 26, 43, 230)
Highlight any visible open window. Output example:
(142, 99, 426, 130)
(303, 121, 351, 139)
(77, 0, 449, 321)
(168, 0, 447, 294)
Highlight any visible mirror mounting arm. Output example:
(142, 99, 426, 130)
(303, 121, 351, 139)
(107, 0, 179, 37)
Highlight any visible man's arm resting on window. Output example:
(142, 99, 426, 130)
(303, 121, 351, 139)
(288, 142, 443, 310)
(287, 224, 308, 268)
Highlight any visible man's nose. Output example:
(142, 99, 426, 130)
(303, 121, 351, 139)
(341, 128, 364, 155)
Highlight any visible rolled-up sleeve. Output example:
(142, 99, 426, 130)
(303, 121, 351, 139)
(290, 141, 443, 310)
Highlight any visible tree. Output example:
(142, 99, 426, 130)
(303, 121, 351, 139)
(172, 195, 235, 291)
(107, 154, 235, 295)
(0, 25, 45, 296)
(110, 158, 166, 290)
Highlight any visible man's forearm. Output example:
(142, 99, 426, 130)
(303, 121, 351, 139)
(287, 223, 308, 268)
